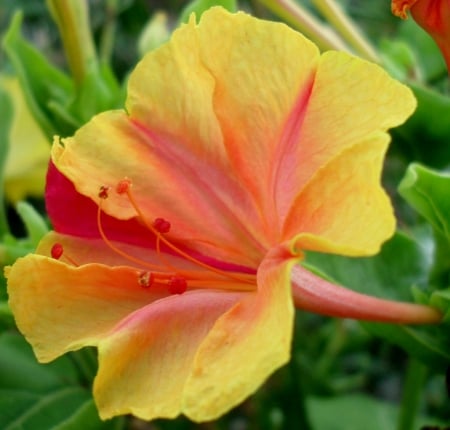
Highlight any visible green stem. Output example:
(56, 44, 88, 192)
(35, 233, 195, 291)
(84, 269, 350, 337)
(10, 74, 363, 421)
(396, 358, 427, 430)
(99, 0, 119, 65)
(257, 0, 350, 52)
(312, 0, 379, 62)
(46, 0, 98, 86)
(0, 86, 14, 236)
(281, 356, 313, 430)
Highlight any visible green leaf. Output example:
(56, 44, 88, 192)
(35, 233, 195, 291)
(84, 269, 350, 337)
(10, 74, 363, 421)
(304, 232, 450, 369)
(0, 302, 14, 328)
(15, 201, 49, 248)
(397, 18, 447, 81)
(307, 394, 443, 430)
(308, 395, 398, 430)
(0, 332, 80, 392)
(0, 387, 90, 430)
(69, 64, 123, 125)
(179, 0, 237, 23)
(359, 322, 450, 370)
(304, 231, 432, 301)
(379, 39, 419, 81)
(398, 163, 450, 238)
(51, 399, 124, 430)
(0, 333, 120, 429)
(394, 85, 450, 169)
(430, 289, 450, 321)
(3, 12, 75, 139)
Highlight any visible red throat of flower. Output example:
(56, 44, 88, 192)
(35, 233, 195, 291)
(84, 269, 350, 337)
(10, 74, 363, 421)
(51, 177, 257, 297)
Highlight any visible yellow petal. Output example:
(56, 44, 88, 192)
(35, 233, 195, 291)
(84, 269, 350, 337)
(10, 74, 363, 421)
(284, 132, 395, 256)
(274, 50, 416, 221)
(6, 254, 168, 362)
(52, 7, 320, 263)
(182, 246, 296, 421)
(94, 290, 242, 420)
(128, 8, 320, 231)
(53, 110, 268, 267)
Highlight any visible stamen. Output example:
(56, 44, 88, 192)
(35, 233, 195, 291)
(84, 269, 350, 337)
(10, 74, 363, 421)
(168, 276, 187, 295)
(119, 179, 254, 285)
(96, 201, 163, 271)
(95, 178, 256, 291)
(50, 243, 79, 266)
(153, 218, 171, 234)
(98, 185, 110, 199)
(138, 271, 153, 288)
(155, 233, 178, 273)
(51, 243, 64, 260)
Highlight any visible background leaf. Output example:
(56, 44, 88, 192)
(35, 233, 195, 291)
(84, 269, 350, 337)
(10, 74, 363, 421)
(0, 332, 121, 430)
(304, 232, 450, 369)
(398, 163, 450, 238)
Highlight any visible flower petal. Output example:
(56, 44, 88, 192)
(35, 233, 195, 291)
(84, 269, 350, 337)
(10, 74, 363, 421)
(93, 290, 242, 420)
(6, 254, 168, 362)
(391, 0, 418, 19)
(51, 8, 321, 264)
(52, 110, 267, 267)
(46, 162, 155, 248)
(274, 51, 416, 221)
(182, 246, 296, 421)
(128, 8, 319, 235)
(410, 0, 450, 71)
(283, 133, 395, 256)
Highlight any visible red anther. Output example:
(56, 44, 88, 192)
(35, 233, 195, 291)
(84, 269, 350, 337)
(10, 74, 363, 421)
(116, 178, 132, 195)
(168, 276, 187, 295)
(98, 185, 110, 199)
(138, 271, 153, 288)
(51, 243, 64, 260)
(153, 217, 171, 234)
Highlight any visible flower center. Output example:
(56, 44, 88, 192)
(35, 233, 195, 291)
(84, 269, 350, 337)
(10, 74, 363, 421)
(51, 177, 256, 296)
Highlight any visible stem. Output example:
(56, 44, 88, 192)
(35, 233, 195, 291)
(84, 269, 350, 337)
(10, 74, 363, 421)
(46, 0, 98, 85)
(100, 0, 119, 65)
(282, 358, 313, 430)
(312, 0, 379, 62)
(0, 86, 13, 236)
(291, 265, 442, 324)
(396, 358, 427, 430)
(257, 0, 350, 52)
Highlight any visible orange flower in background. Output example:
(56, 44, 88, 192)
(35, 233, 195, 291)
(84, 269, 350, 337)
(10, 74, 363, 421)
(392, 0, 450, 70)
(6, 7, 435, 423)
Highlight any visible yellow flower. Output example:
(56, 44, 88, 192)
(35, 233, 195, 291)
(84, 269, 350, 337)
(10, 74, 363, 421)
(6, 8, 429, 423)
(0, 77, 50, 202)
